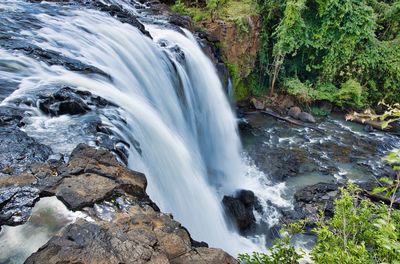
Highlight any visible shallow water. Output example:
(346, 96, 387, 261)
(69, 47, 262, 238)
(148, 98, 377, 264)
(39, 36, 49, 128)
(241, 112, 400, 201)
(0, 197, 85, 264)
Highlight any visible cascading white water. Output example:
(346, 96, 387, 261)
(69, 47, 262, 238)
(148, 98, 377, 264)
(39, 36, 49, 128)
(1, 1, 265, 255)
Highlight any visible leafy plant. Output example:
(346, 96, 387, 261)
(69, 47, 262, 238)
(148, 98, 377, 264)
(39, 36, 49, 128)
(335, 79, 365, 109)
(238, 222, 305, 264)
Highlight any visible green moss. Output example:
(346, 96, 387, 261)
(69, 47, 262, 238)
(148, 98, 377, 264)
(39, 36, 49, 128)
(171, 0, 258, 24)
(219, 0, 258, 21)
(227, 63, 249, 100)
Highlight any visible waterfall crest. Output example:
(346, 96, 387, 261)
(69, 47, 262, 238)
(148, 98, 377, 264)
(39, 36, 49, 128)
(0, 1, 263, 254)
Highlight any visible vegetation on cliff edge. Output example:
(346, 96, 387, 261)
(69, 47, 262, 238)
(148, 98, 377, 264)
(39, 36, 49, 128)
(171, 0, 399, 107)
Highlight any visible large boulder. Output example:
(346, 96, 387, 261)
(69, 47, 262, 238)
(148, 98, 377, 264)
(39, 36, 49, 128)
(298, 112, 316, 123)
(288, 106, 301, 119)
(222, 190, 260, 232)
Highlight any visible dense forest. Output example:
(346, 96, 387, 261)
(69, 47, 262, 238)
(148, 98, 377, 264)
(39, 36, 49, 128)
(172, 0, 400, 109)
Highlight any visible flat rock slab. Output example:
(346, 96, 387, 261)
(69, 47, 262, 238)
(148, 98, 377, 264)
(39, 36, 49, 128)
(49, 173, 118, 210)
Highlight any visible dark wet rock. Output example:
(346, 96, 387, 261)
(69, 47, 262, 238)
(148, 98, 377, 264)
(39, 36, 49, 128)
(238, 118, 252, 132)
(252, 148, 303, 182)
(288, 106, 301, 119)
(92, 2, 151, 38)
(0, 127, 52, 175)
(298, 112, 316, 123)
(0, 106, 25, 127)
(364, 124, 374, 133)
(168, 14, 193, 30)
(0, 185, 39, 226)
(35, 87, 116, 117)
(38, 87, 91, 116)
(222, 190, 260, 232)
(39, 99, 89, 116)
(283, 183, 341, 227)
(13, 44, 107, 76)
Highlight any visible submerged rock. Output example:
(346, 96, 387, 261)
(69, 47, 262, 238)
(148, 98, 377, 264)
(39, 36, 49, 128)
(282, 182, 341, 227)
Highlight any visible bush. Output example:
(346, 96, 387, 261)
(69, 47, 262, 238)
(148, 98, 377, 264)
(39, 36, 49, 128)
(239, 181, 400, 263)
(284, 78, 313, 104)
(238, 222, 304, 264)
(335, 79, 365, 109)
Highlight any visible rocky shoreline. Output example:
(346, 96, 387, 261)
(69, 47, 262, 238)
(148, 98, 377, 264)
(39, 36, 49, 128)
(1, 143, 237, 263)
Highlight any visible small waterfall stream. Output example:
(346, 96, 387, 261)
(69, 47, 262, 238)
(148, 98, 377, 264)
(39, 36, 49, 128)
(0, 0, 267, 255)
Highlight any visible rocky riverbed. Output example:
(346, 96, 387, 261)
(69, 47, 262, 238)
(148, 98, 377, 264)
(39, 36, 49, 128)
(238, 109, 400, 233)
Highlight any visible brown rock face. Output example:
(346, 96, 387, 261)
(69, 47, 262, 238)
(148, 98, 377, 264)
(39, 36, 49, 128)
(200, 17, 260, 76)
(26, 204, 237, 264)
(18, 144, 237, 264)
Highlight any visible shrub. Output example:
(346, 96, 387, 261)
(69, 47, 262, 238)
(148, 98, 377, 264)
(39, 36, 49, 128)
(284, 78, 313, 104)
(335, 79, 365, 109)
(238, 222, 304, 264)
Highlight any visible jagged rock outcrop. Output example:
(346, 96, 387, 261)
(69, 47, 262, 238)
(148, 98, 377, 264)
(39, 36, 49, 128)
(0, 106, 52, 177)
(222, 190, 261, 233)
(200, 17, 260, 70)
(0, 144, 237, 263)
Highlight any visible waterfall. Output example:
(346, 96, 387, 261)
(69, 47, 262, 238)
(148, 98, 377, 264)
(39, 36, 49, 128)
(0, 1, 264, 255)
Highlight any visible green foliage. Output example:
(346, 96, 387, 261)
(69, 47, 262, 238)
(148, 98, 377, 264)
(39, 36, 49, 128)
(377, 102, 400, 129)
(308, 106, 331, 117)
(284, 77, 364, 108)
(311, 181, 400, 264)
(172, 0, 211, 22)
(335, 79, 365, 108)
(234, 17, 250, 34)
(240, 174, 400, 263)
(285, 78, 314, 104)
(254, 0, 400, 107)
(238, 222, 304, 264)
(227, 63, 248, 100)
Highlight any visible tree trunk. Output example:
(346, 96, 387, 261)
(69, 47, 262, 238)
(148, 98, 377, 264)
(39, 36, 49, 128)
(269, 54, 283, 96)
